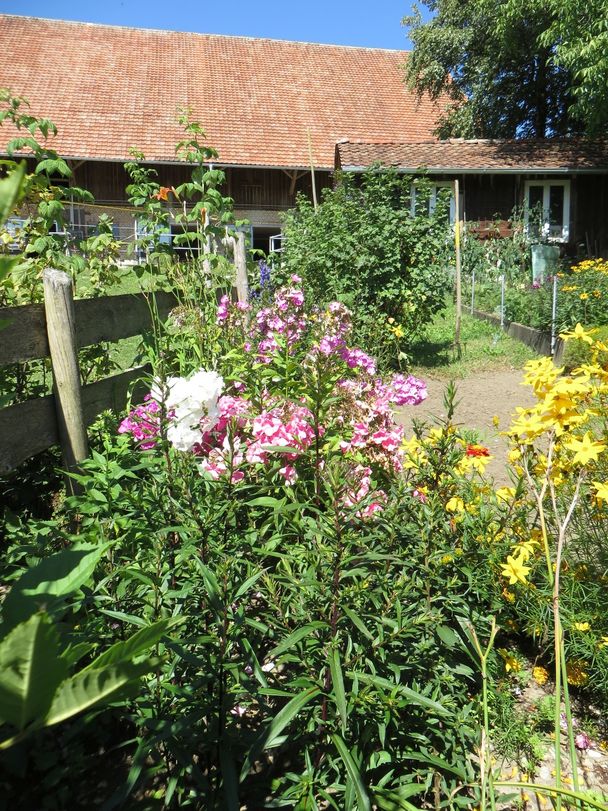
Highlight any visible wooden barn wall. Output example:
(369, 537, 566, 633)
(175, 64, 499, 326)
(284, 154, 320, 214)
(71, 161, 331, 210)
(459, 175, 519, 223)
(570, 175, 608, 256)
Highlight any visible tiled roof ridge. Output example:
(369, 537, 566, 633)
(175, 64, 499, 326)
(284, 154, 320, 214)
(338, 137, 608, 146)
(0, 13, 411, 53)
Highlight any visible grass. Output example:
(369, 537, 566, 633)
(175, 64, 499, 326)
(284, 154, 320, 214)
(410, 299, 538, 378)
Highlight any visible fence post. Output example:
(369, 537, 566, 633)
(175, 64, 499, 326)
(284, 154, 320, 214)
(43, 268, 89, 492)
(471, 269, 475, 315)
(234, 230, 249, 304)
(551, 273, 558, 356)
(500, 274, 505, 329)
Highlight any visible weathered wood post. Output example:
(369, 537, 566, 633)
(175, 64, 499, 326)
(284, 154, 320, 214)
(43, 269, 88, 492)
(454, 179, 462, 355)
(234, 230, 249, 305)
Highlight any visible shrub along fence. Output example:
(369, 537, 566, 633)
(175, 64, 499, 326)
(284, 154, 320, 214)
(0, 269, 177, 480)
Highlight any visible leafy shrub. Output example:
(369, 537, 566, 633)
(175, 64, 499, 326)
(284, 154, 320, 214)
(281, 170, 453, 366)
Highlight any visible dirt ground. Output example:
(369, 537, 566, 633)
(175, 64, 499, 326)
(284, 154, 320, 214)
(397, 368, 537, 485)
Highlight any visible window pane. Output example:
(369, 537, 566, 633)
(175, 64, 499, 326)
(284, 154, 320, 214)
(549, 185, 564, 227)
(528, 185, 544, 209)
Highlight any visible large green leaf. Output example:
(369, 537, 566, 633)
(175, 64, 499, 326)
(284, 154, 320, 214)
(350, 672, 449, 717)
(44, 659, 154, 728)
(2, 544, 109, 627)
(332, 734, 371, 811)
(0, 161, 26, 226)
(240, 686, 320, 781)
(0, 613, 66, 731)
(267, 622, 328, 659)
(84, 617, 179, 671)
(329, 647, 348, 731)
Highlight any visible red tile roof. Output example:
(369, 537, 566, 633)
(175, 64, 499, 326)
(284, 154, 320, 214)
(0, 15, 444, 170)
(336, 139, 608, 172)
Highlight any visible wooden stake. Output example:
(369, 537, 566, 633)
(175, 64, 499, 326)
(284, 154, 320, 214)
(43, 269, 88, 491)
(234, 230, 249, 305)
(454, 179, 462, 354)
(307, 128, 318, 211)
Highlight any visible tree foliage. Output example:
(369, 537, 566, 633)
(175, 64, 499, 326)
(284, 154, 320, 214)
(541, 0, 608, 135)
(403, 0, 581, 138)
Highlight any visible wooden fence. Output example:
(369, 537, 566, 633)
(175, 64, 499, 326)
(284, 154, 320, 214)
(0, 235, 249, 480)
(0, 272, 177, 477)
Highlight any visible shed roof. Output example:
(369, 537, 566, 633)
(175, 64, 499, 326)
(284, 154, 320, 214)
(336, 139, 608, 173)
(0, 15, 443, 170)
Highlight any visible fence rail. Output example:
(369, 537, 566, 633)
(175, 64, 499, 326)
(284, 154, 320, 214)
(0, 279, 178, 476)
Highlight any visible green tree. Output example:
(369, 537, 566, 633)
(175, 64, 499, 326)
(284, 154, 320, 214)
(541, 0, 608, 135)
(403, 0, 579, 138)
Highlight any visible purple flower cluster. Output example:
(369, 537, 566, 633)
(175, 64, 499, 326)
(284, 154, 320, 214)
(118, 396, 162, 449)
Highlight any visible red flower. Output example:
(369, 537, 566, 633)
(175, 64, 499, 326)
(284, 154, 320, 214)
(152, 186, 172, 201)
(466, 443, 490, 458)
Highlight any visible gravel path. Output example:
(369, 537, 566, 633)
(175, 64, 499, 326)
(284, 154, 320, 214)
(397, 368, 537, 485)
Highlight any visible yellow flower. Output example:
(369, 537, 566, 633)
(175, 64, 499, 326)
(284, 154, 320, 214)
(498, 648, 521, 673)
(579, 292, 590, 300)
(592, 481, 608, 502)
(566, 659, 589, 686)
(446, 496, 465, 513)
(600, 637, 608, 647)
(559, 323, 597, 345)
(496, 486, 516, 503)
(502, 588, 515, 603)
(573, 621, 590, 632)
(492, 415, 500, 428)
(564, 432, 606, 466)
(501, 554, 531, 585)
(533, 665, 549, 685)
(440, 554, 454, 565)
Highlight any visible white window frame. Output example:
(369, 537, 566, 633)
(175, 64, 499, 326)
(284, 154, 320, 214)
(524, 180, 570, 243)
(410, 180, 461, 224)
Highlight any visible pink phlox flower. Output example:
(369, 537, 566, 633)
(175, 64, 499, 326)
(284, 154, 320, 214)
(118, 396, 161, 449)
(412, 488, 427, 503)
(371, 428, 403, 453)
(280, 464, 298, 485)
(290, 274, 302, 284)
(389, 374, 427, 406)
(216, 294, 230, 324)
(236, 301, 250, 312)
(339, 347, 377, 375)
(246, 441, 269, 465)
(360, 494, 386, 519)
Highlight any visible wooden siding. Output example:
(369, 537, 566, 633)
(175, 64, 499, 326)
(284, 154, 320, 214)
(70, 161, 331, 211)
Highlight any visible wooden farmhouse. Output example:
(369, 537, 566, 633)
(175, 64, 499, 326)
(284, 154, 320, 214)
(336, 140, 608, 255)
(1, 15, 608, 256)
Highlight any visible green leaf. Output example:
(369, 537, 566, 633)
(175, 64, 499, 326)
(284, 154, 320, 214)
(329, 647, 348, 730)
(343, 606, 374, 641)
(350, 672, 448, 716)
(332, 734, 371, 811)
(0, 613, 67, 731)
(0, 161, 25, 226)
(240, 686, 320, 781)
(3, 544, 110, 627)
(267, 622, 328, 658)
(44, 659, 155, 728)
(194, 561, 223, 613)
(84, 618, 179, 671)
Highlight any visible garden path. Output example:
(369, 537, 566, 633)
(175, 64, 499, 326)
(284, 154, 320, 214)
(396, 368, 537, 486)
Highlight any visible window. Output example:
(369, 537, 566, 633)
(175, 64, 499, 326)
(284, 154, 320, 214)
(524, 180, 570, 242)
(410, 181, 463, 224)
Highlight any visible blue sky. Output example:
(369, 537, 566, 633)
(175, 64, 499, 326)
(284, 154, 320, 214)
(0, 1, 430, 49)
